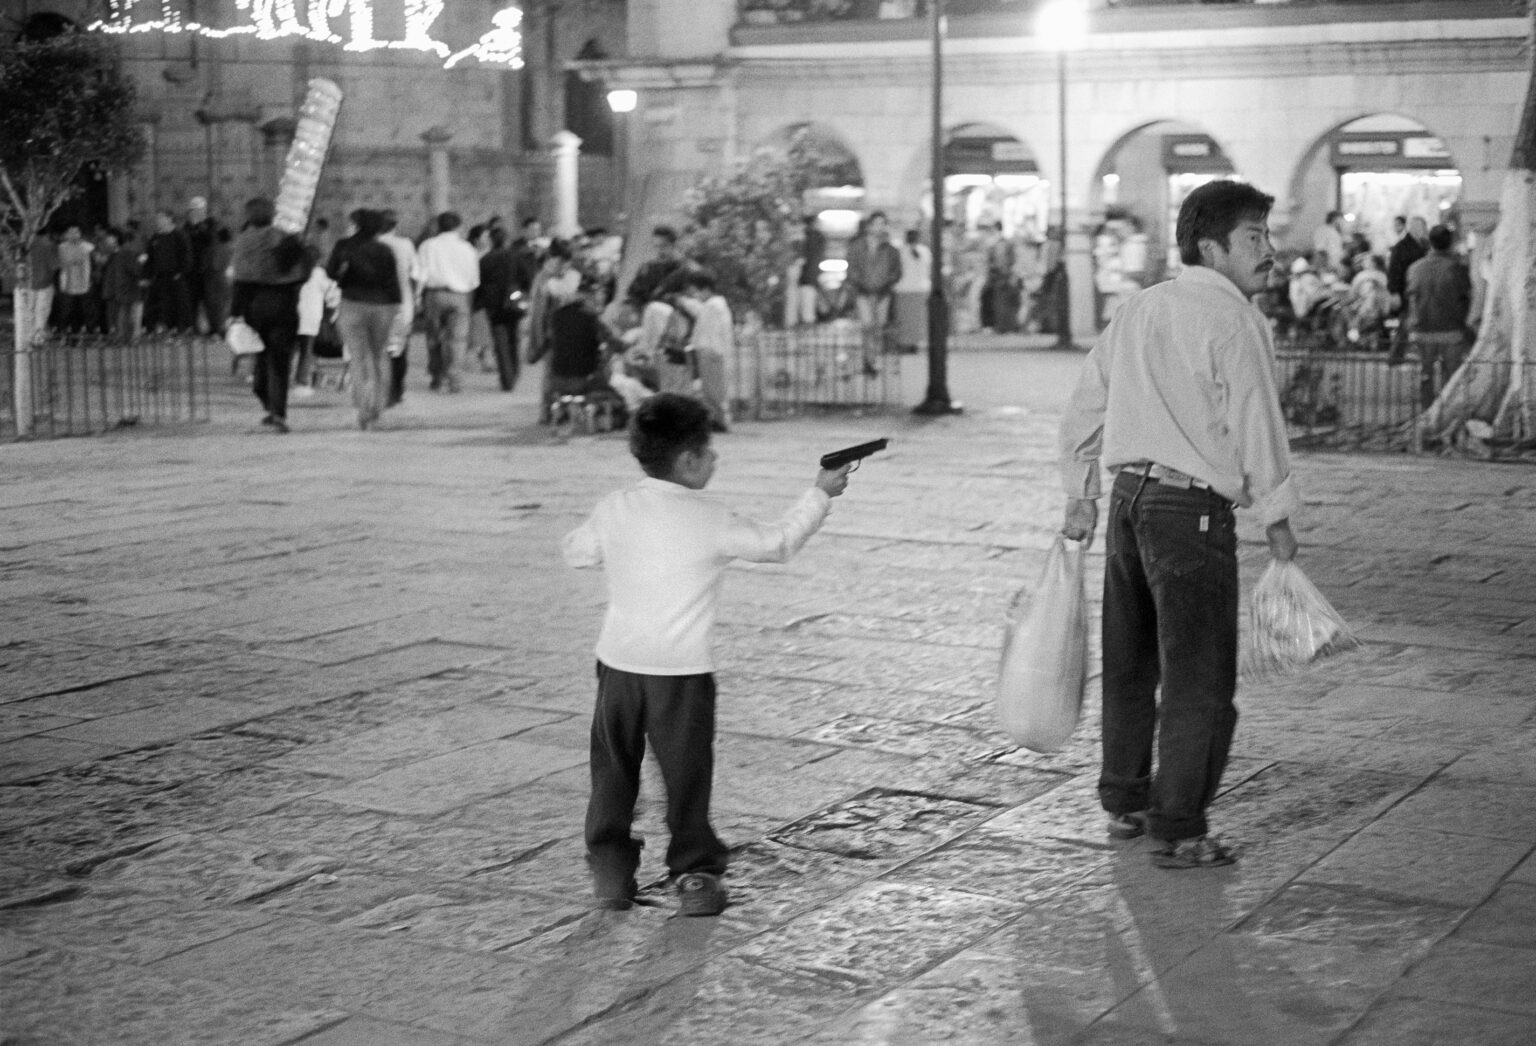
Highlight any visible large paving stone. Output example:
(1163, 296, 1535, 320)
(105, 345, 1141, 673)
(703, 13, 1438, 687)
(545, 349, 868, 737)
(1298, 823, 1530, 907)
(1102, 936, 1410, 1046)
(1454, 881, 1536, 950)
(1231, 882, 1462, 954)
(314, 738, 585, 816)
(1394, 937, 1536, 1014)
(727, 880, 1024, 992)
(1337, 996, 1536, 1046)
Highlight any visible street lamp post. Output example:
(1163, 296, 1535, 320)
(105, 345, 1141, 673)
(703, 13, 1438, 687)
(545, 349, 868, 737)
(606, 88, 637, 229)
(1037, 0, 1088, 351)
(914, 0, 960, 415)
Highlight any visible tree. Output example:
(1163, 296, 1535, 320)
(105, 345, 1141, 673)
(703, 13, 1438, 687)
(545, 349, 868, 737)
(680, 130, 856, 321)
(1, 29, 144, 434)
(1418, 3, 1536, 452)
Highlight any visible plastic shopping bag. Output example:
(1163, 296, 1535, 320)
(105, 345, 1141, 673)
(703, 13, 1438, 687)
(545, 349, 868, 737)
(997, 536, 1088, 753)
(225, 319, 264, 357)
(1241, 559, 1360, 680)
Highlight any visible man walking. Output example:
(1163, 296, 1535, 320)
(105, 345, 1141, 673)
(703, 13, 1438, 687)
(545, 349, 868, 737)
(1405, 224, 1473, 408)
(416, 211, 480, 393)
(378, 210, 420, 407)
(1059, 180, 1299, 870)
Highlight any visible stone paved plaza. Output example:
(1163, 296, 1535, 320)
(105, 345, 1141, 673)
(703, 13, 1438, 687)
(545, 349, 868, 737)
(2, 346, 1534, 1045)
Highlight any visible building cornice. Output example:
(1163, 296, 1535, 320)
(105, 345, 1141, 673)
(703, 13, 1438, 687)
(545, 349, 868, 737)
(727, 35, 1528, 86)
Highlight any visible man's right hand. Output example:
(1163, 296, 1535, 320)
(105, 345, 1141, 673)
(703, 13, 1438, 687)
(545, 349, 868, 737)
(1062, 498, 1097, 545)
(1266, 519, 1298, 561)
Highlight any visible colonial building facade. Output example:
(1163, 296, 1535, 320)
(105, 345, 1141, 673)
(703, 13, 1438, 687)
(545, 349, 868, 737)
(7, 0, 628, 240)
(601, 0, 1526, 337)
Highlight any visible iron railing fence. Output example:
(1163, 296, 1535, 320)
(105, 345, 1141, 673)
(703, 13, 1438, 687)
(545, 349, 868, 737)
(1, 332, 212, 441)
(1275, 348, 1534, 460)
(731, 322, 904, 420)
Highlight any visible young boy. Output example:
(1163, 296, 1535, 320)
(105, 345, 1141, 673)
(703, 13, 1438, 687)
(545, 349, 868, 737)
(562, 393, 851, 916)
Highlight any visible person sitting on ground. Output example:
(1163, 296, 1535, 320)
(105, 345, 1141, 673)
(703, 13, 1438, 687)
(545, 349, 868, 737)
(561, 392, 852, 915)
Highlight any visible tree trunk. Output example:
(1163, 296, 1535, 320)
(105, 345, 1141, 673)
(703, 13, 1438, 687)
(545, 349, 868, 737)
(1418, 4, 1536, 448)
(11, 266, 37, 438)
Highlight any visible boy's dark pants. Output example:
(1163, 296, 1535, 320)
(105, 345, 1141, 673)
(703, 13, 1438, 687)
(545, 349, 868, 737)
(1099, 470, 1239, 844)
(586, 662, 728, 892)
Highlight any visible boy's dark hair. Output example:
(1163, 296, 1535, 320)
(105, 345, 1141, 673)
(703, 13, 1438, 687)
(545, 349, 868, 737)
(380, 209, 399, 232)
(630, 393, 711, 478)
(1176, 181, 1275, 266)
(437, 211, 462, 233)
(1427, 224, 1454, 251)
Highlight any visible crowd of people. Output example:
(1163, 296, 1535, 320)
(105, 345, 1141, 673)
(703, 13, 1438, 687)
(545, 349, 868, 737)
(19, 196, 232, 341)
(219, 197, 735, 434)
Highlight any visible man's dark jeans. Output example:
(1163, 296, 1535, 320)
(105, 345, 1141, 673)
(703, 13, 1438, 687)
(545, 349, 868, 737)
(1100, 470, 1239, 843)
(586, 663, 728, 893)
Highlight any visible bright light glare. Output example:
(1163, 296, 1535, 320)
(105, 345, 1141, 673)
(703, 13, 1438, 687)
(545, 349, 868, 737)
(1036, 0, 1089, 51)
(606, 89, 638, 114)
(817, 210, 863, 238)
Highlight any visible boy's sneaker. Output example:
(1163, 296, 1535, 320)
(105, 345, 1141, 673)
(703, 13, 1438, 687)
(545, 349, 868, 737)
(1107, 811, 1149, 840)
(675, 872, 727, 918)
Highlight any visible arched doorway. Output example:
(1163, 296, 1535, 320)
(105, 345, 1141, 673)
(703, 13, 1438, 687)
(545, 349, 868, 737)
(1293, 114, 1462, 259)
(1091, 120, 1239, 327)
(906, 123, 1047, 334)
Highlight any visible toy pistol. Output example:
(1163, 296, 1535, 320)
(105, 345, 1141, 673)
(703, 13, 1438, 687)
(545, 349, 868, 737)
(820, 438, 888, 471)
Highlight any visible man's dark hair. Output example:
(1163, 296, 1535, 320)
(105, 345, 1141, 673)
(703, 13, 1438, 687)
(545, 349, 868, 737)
(868, 209, 888, 224)
(489, 227, 508, 250)
(652, 224, 678, 245)
(1176, 181, 1275, 266)
(380, 209, 399, 232)
(522, 216, 541, 230)
(1393, 215, 1407, 230)
(1324, 210, 1342, 224)
(546, 237, 573, 262)
(437, 211, 462, 233)
(1427, 224, 1454, 251)
(351, 208, 386, 238)
(630, 393, 711, 478)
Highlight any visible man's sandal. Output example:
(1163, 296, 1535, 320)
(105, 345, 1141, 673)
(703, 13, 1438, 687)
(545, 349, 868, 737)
(1107, 811, 1149, 840)
(1151, 836, 1236, 870)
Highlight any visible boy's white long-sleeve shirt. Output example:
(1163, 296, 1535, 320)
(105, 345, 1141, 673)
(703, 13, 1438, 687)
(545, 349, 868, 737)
(562, 478, 832, 675)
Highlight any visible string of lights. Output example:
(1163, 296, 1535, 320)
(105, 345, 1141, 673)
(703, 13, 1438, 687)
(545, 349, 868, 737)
(89, 0, 523, 66)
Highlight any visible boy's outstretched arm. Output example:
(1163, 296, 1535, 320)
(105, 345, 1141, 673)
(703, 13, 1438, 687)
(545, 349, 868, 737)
(725, 465, 851, 564)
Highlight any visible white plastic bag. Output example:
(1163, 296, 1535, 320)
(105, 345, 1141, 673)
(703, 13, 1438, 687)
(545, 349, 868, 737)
(997, 536, 1088, 753)
(225, 319, 265, 357)
(1241, 559, 1360, 679)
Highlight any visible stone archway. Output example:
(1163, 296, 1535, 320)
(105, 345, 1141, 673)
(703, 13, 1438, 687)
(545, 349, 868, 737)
(1290, 113, 1463, 259)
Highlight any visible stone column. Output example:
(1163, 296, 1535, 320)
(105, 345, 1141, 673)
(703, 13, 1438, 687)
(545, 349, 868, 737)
(422, 126, 454, 215)
(551, 130, 582, 237)
(1066, 211, 1098, 346)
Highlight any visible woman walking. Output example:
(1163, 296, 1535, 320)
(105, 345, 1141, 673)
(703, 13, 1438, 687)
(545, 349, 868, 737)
(230, 197, 307, 433)
(327, 209, 402, 429)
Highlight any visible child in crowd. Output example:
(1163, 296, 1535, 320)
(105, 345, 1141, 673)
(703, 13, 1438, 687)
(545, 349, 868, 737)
(562, 394, 852, 916)
(293, 244, 340, 397)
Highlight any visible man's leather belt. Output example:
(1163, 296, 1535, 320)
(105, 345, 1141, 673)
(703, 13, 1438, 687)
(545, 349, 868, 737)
(1118, 462, 1212, 491)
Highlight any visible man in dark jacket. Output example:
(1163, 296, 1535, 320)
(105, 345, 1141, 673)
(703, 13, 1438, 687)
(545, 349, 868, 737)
(478, 228, 522, 392)
(625, 225, 686, 308)
(142, 210, 194, 332)
(1405, 224, 1473, 407)
(1385, 215, 1427, 359)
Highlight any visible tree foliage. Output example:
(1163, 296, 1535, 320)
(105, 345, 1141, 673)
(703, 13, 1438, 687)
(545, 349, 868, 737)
(680, 130, 859, 321)
(0, 31, 145, 270)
